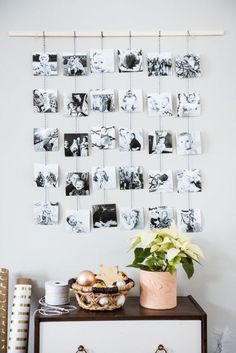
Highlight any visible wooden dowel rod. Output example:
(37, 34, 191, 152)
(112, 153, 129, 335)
(8, 30, 225, 38)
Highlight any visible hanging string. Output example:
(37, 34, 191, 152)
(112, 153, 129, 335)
(73, 31, 79, 211)
(187, 30, 191, 209)
(101, 31, 106, 203)
(129, 31, 133, 209)
(43, 31, 48, 203)
(158, 30, 163, 206)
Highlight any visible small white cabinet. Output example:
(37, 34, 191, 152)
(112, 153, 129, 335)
(35, 296, 207, 353)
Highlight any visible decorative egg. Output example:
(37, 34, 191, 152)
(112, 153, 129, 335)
(116, 294, 126, 307)
(99, 296, 109, 306)
(115, 280, 126, 288)
(76, 270, 96, 286)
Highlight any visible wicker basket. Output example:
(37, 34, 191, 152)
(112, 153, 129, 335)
(72, 278, 135, 311)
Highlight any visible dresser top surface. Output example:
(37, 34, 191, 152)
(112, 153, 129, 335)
(35, 295, 206, 322)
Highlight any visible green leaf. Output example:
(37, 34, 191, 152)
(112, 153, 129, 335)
(133, 247, 151, 265)
(127, 263, 150, 271)
(181, 257, 194, 279)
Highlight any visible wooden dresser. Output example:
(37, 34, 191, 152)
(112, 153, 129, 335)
(34, 295, 207, 353)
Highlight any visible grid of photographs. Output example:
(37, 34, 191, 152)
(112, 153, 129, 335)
(32, 49, 203, 232)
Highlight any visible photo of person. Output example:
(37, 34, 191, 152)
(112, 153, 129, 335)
(90, 49, 115, 73)
(92, 204, 117, 228)
(90, 89, 115, 112)
(120, 207, 144, 230)
(149, 206, 174, 230)
(92, 166, 116, 190)
(34, 128, 58, 152)
(64, 133, 89, 157)
(33, 89, 58, 113)
(119, 166, 144, 190)
(118, 89, 143, 112)
(33, 201, 59, 225)
(147, 52, 172, 76)
(65, 172, 89, 196)
(148, 170, 173, 192)
(34, 164, 58, 188)
(175, 54, 201, 78)
(148, 130, 173, 154)
(117, 49, 143, 72)
(176, 131, 202, 155)
(62, 54, 88, 76)
(119, 128, 143, 151)
(32, 53, 57, 76)
(64, 93, 88, 117)
(147, 93, 172, 117)
(177, 209, 202, 233)
(65, 209, 90, 233)
(177, 93, 200, 117)
(91, 126, 116, 150)
(176, 169, 202, 193)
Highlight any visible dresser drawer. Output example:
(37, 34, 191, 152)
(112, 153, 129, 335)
(39, 320, 201, 353)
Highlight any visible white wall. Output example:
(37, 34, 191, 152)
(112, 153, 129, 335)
(0, 0, 236, 352)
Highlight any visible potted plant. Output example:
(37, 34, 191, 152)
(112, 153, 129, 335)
(128, 225, 203, 309)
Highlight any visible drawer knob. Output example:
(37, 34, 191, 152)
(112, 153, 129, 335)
(155, 344, 168, 353)
(76, 345, 88, 353)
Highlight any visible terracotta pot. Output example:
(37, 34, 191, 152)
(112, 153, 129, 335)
(139, 270, 177, 310)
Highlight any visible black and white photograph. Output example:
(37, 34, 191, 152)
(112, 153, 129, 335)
(119, 128, 143, 151)
(90, 89, 115, 112)
(33, 128, 58, 152)
(176, 131, 202, 155)
(175, 54, 201, 78)
(176, 169, 202, 193)
(32, 53, 58, 76)
(91, 166, 116, 190)
(64, 93, 88, 117)
(90, 49, 115, 73)
(62, 54, 88, 76)
(64, 133, 89, 157)
(120, 207, 144, 230)
(33, 89, 58, 113)
(65, 209, 90, 233)
(118, 89, 143, 112)
(148, 170, 173, 192)
(119, 166, 144, 190)
(91, 126, 116, 150)
(33, 201, 59, 225)
(147, 93, 173, 117)
(92, 204, 117, 228)
(147, 52, 172, 76)
(34, 164, 58, 188)
(117, 49, 143, 72)
(176, 93, 201, 117)
(66, 172, 89, 196)
(148, 130, 173, 154)
(149, 206, 174, 230)
(177, 209, 202, 233)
